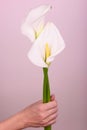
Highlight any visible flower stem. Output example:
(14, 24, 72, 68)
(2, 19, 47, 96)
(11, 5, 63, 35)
(43, 68, 51, 130)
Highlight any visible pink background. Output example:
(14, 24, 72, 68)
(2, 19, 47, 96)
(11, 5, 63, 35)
(0, 0, 86, 130)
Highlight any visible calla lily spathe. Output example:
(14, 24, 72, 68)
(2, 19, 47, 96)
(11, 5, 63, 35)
(28, 22, 65, 68)
(21, 5, 52, 42)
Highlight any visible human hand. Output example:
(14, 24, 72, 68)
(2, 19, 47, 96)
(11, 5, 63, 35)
(20, 95, 58, 128)
(0, 95, 58, 130)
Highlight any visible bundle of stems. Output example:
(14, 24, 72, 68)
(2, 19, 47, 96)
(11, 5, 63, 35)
(43, 68, 51, 130)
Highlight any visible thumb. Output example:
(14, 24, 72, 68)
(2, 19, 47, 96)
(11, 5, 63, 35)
(50, 94, 55, 101)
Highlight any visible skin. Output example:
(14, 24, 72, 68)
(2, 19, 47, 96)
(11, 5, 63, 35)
(0, 95, 58, 130)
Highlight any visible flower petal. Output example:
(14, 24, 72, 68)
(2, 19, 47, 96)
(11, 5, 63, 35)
(28, 42, 48, 67)
(21, 5, 52, 42)
(25, 5, 52, 24)
(28, 22, 65, 67)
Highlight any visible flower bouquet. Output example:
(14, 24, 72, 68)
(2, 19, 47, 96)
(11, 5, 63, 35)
(21, 5, 65, 130)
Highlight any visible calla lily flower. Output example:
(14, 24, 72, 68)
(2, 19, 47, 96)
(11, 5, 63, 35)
(28, 22, 65, 68)
(21, 5, 52, 42)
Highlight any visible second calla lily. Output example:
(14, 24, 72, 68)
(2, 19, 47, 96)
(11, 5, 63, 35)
(28, 22, 65, 68)
(21, 5, 52, 42)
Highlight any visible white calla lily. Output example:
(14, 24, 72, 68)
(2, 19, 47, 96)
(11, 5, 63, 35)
(21, 5, 52, 42)
(28, 22, 65, 67)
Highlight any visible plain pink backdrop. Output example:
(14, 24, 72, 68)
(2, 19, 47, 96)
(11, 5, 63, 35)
(0, 0, 86, 130)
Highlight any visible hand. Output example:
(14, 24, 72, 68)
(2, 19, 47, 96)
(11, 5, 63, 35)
(0, 95, 58, 130)
(20, 95, 58, 128)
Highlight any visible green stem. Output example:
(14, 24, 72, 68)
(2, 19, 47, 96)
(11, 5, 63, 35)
(43, 68, 51, 130)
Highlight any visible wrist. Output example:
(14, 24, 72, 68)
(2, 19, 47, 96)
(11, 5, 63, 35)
(0, 112, 25, 130)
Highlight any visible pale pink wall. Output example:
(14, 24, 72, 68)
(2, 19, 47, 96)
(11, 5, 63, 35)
(0, 0, 86, 130)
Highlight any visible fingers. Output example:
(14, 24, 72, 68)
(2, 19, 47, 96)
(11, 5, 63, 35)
(42, 103, 58, 122)
(43, 118, 57, 127)
(41, 95, 58, 127)
(45, 106, 58, 117)
(50, 94, 55, 101)
(39, 109, 58, 127)
(38, 99, 58, 127)
(43, 100, 58, 110)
